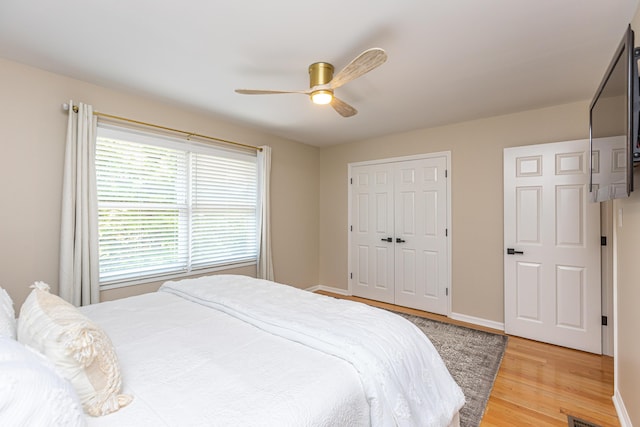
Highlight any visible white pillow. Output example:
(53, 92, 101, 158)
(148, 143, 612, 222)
(17, 282, 132, 416)
(0, 335, 86, 426)
(0, 287, 16, 339)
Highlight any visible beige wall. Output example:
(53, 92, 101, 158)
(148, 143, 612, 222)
(0, 58, 319, 309)
(613, 8, 640, 426)
(318, 101, 588, 323)
(613, 192, 640, 424)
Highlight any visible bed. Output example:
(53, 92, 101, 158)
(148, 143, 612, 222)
(4, 275, 465, 427)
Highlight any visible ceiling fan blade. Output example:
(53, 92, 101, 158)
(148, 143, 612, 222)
(329, 48, 387, 89)
(235, 89, 310, 95)
(331, 97, 357, 117)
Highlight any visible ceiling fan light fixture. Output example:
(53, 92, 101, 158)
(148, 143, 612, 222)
(311, 90, 333, 105)
(309, 62, 334, 105)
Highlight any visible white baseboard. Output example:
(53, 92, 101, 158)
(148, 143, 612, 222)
(450, 312, 504, 331)
(306, 285, 351, 296)
(613, 388, 632, 427)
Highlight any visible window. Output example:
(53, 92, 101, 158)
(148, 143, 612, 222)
(95, 124, 258, 286)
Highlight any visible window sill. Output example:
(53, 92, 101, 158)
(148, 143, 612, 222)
(99, 261, 257, 291)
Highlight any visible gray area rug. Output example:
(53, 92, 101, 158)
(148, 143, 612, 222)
(395, 312, 507, 427)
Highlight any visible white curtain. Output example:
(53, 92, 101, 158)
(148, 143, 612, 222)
(59, 101, 100, 306)
(257, 145, 274, 281)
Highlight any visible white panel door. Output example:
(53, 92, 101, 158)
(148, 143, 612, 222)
(351, 163, 395, 303)
(394, 157, 449, 314)
(504, 140, 601, 353)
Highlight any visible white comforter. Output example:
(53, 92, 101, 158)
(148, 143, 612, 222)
(160, 275, 464, 427)
(83, 290, 370, 427)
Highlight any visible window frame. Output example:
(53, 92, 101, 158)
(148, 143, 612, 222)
(95, 123, 259, 290)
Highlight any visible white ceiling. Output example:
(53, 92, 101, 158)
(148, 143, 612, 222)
(1, 1, 638, 146)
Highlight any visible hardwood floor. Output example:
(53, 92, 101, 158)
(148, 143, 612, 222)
(317, 291, 619, 427)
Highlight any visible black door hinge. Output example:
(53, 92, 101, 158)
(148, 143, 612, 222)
(350, 225, 352, 231)
(601, 236, 607, 246)
(602, 316, 608, 326)
(350, 272, 353, 279)
(445, 288, 449, 296)
(445, 169, 448, 178)
(350, 178, 353, 184)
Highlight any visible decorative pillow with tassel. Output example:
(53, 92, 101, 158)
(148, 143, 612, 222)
(17, 282, 132, 416)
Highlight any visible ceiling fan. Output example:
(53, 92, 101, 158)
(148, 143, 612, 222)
(235, 48, 387, 118)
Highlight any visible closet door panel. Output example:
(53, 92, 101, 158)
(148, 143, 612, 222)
(395, 157, 448, 315)
(351, 164, 394, 303)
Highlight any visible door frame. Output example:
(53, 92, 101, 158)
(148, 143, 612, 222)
(601, 201, 614, 356)
(347, 151, 452, 315)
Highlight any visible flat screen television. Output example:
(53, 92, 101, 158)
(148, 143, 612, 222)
(589, 24, 640, 202)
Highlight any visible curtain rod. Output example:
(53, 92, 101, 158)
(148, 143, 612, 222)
(64, 103, 262, 152)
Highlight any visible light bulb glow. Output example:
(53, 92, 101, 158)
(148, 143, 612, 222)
(311, 90, 333, 105)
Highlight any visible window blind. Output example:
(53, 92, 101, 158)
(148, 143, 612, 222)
(95, 125, 257, 285)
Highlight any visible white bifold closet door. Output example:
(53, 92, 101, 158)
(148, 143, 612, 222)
(350, 154, 449, 315)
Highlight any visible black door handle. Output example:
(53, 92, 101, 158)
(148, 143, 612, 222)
(507, 248, 524, 255)
(381, 237, 392, 242)
(396, 238, 406, 243)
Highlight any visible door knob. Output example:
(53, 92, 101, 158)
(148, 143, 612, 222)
(381, 237, 392, 242)
(507, 248, 524, 255)
(396, 238, 406, 243)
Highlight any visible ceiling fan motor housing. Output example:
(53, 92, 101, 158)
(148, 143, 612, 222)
(309, 62, 334, 86)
